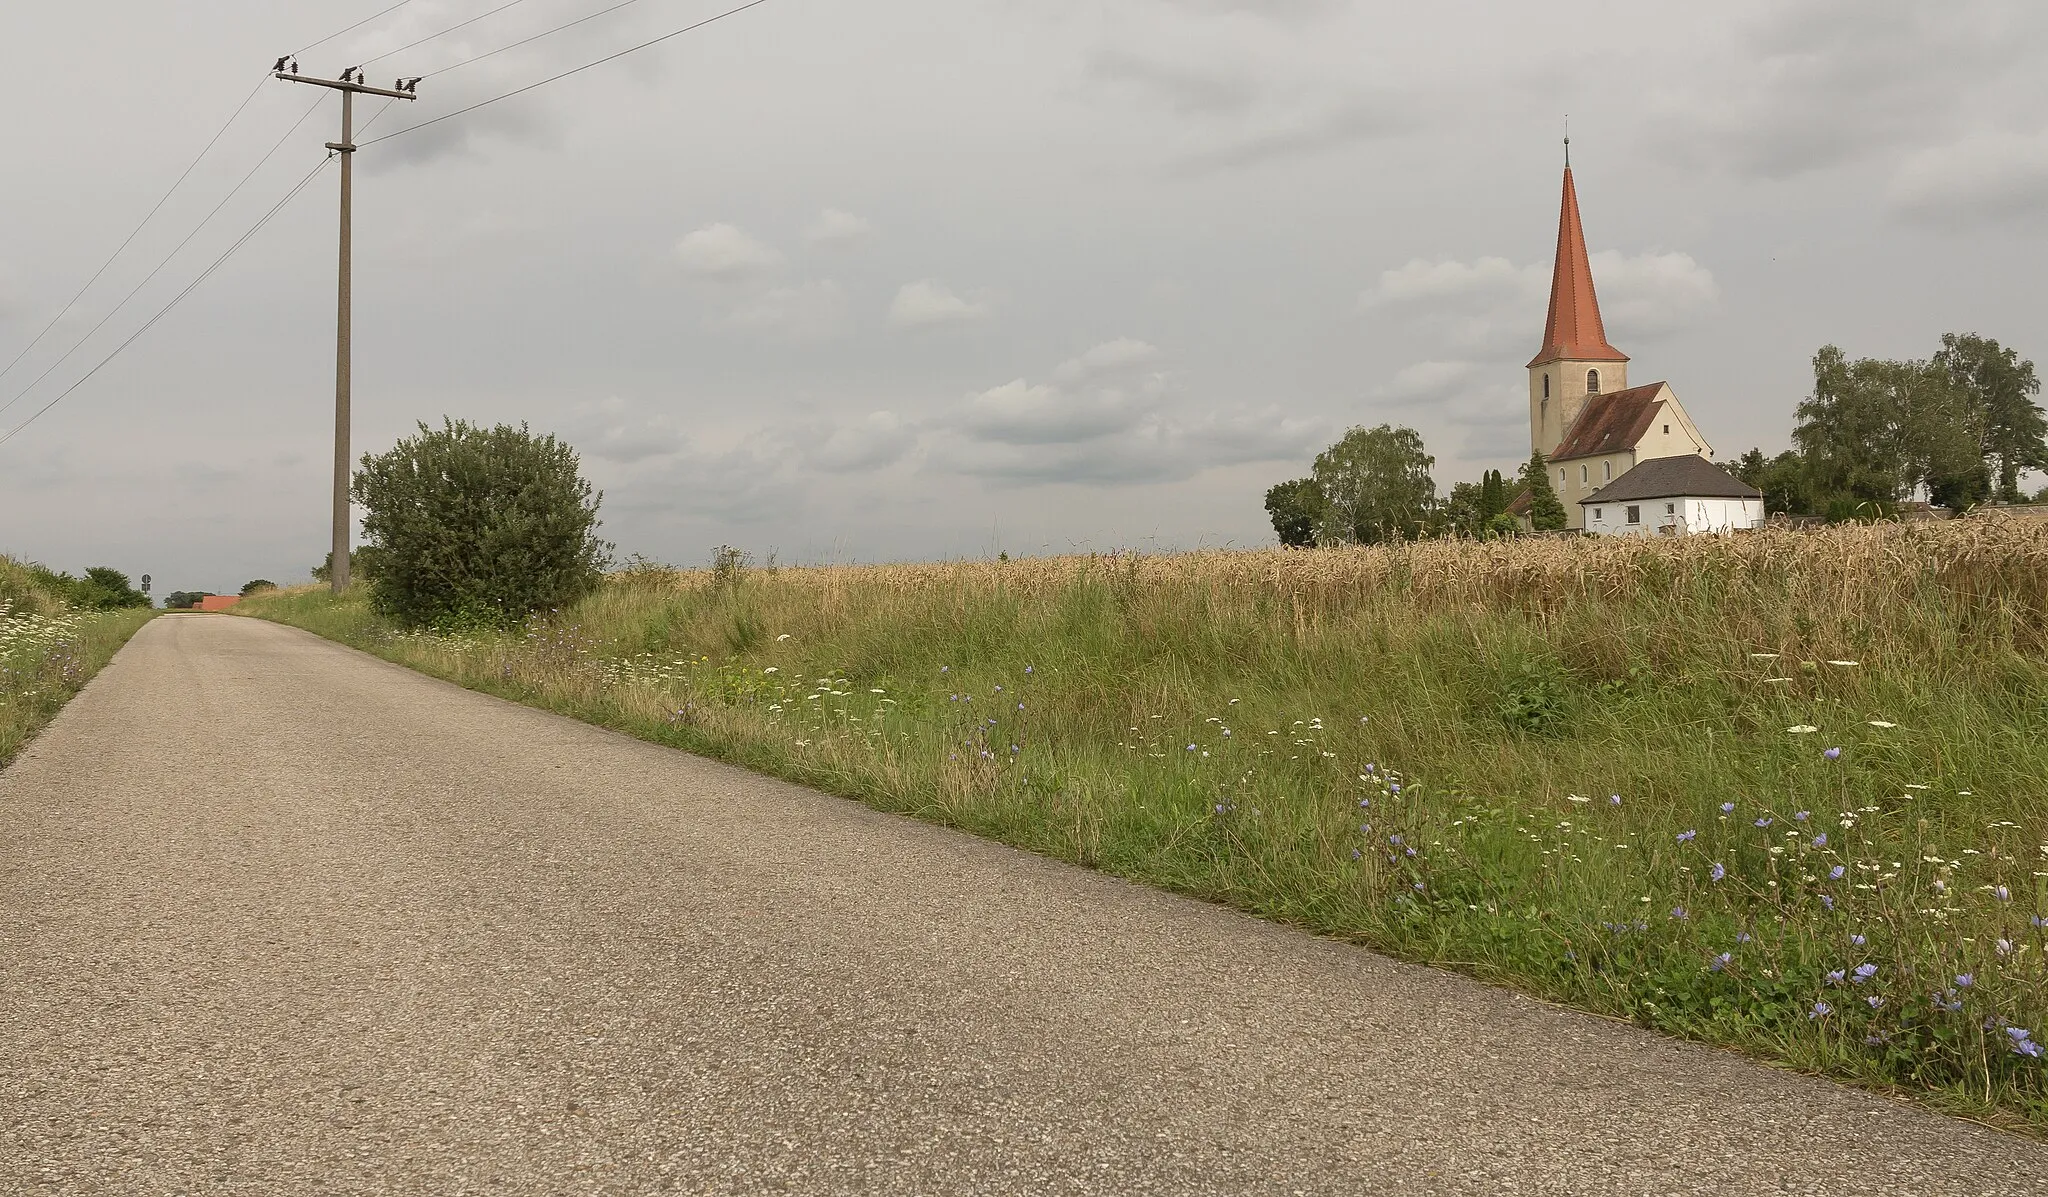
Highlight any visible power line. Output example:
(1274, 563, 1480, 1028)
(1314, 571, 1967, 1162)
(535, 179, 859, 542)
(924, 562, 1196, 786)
(0, 76, 269, 391)
(0, 160, 334, 449)
(0, 1, 428, 396)
(359, 0, 542, 71)
(363, 0, 773, 147)
(415, 0, 657, 81)
(293, 0, 420, 56)
(0, 96, 327, 423)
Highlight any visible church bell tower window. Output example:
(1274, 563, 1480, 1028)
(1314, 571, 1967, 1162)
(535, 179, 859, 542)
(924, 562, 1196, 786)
(1543, 374, 1551, 399)
(1586, 369, 1601, 394)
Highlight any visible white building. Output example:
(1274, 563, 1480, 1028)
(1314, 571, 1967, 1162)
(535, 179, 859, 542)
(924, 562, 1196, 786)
(1580, 454, 1764, 537)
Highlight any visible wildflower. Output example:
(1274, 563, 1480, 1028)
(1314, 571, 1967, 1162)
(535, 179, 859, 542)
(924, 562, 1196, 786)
(1866, 996, 1884, 1009)
(1709, 952, 1732, 971)
(1391, 784, 1402, 795)
(1677, 829, 1697, 843)
(1955, 974, 1974, 988)
(1755, 817, 1773, 828)
(1821, 895, 1836, 911)
(1810, 1001, 1833, 1019)
(1186, 744, 1197, 752)
(1388, 834, 1404, 846)
(1813, 834, 1828, 848)
(1832, 866, 1849, 880)
(1610, 794, 1622, 806)
(1794, 811, 1810, 822)
(1995, 885, 2011, 902)
(1825, 969, 1846, 985)
(1720, 802, 1736, 814)
(1736, 932, 1753, 944)
(1852, 964, 1877, 984)
(1351, 848, 1361, 860)
(1997, 939, 2014, 956)
(2035, 916, 2047, 929)
(1710, 862, 1726, 882)
(1671, 907, 1688, 920)
(940, 665, 949, 672)
(1025, 666, 1033, 674)
(1851, 934, 1866, 946)
(1413, 882, 1425, 893)
(1787, 725, 1819, 734)
(762, 666, 780, 674)
(1824, 747, 1842, 761)
(1932, 991, 1963, 1013)
(2008, 1028, 2044, 1059)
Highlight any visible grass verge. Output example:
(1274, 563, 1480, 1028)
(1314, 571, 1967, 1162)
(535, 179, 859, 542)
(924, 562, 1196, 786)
(1, 557, 154, 769)
(242, 517, 2048, 1132)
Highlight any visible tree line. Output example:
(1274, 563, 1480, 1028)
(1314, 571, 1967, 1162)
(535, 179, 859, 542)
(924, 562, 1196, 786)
(1733, 333, 2046, 517)
(1265, 331, 2046, 548)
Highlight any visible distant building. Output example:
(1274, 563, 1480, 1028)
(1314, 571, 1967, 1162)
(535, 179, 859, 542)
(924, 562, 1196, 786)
(1515, 157, 1757, 535)
(1580, 453, 1763, 537)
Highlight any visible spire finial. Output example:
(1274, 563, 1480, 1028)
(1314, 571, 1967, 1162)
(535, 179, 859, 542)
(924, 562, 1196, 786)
(1564, 114, 1570, 168)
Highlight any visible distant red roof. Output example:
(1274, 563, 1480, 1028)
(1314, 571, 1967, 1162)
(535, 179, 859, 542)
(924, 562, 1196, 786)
(1505, 487, 1532, 517)
(1527, 166, 1628, 369)
(196, 594, 241, 612)
(1551, 383, 1667, 462)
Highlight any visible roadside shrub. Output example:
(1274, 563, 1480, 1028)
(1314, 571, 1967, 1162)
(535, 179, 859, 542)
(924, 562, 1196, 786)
(352, 419, 612, 630)
(240, 579, 278, 597)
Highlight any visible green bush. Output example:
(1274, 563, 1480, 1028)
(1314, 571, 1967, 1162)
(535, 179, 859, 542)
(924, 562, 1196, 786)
(352, 419, 612, 630)
(240, 579, 278, 597)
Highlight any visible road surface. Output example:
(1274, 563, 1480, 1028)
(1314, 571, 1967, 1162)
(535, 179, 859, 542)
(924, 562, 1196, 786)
(2, 615, 2042, 1195)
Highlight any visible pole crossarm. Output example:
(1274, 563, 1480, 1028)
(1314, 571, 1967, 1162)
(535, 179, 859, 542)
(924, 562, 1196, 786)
(274, 72, 420, 101)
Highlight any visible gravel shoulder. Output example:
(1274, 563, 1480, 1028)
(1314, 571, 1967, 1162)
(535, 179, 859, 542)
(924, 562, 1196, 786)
(2, 614, 2042, 1195)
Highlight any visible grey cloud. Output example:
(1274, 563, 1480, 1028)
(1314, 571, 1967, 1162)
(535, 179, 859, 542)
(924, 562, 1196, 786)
(725, 280, 850, 341)
(1642, 0, 2046, 180)
(1888, 132, 2048, 226)
(1085, 50, 1260, 116)
(1166, 95, 1412, 176)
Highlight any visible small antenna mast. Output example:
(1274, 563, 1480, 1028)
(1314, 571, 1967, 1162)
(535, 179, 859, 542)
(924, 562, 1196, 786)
(1564, 114, 1571, 167)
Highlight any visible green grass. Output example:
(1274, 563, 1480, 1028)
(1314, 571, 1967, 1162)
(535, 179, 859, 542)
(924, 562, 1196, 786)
(1, 556, 155, 769)
(241, 518, 2048, 1132)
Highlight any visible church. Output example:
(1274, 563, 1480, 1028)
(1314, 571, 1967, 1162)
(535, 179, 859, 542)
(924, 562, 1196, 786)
(1511, 160, 1762, 535)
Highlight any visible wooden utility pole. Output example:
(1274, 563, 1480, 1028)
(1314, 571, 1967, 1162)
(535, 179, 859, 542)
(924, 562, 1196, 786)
(274, 68, 416, 594)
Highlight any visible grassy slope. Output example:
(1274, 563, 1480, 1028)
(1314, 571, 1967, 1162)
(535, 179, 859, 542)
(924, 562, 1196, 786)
(242, 518, 2048, 1131)
(0, 556, 154, 769)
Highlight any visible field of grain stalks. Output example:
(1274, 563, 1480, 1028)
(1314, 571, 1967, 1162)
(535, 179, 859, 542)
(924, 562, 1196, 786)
(243, 515, 2048, 1130)
(0, 555, 154, 768)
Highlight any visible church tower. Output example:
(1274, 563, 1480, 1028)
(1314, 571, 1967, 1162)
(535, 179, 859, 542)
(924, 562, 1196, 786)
(1527, 157, 1628, 457)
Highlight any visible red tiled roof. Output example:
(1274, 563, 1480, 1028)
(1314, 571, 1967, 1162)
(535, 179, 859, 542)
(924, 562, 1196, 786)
(1505, 487, 1532, 517)
(1527, 167, 1628, 369)
(1550, 383, 1666, 462)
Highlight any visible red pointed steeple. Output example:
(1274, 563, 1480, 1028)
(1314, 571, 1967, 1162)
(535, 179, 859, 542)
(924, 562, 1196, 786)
(1527, 165, 1627, 368)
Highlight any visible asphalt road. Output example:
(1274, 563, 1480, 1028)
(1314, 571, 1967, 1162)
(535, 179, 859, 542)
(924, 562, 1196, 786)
(2, 615, 2043, 1195)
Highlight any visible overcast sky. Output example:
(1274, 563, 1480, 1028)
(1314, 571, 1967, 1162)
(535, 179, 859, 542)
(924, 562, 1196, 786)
(3, 0, 2046, 593)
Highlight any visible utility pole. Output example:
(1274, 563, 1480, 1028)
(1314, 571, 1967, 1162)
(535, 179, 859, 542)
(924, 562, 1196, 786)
(274, 67, 416, 594)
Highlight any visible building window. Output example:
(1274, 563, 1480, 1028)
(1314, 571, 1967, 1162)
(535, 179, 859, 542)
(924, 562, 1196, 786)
(1579, 465, 1588, 484)
(1593, 508, 1603, 522)
(1559, 468, 1566, 487)
(1586, 369, 1601, 394)
(1540, 397, 1548, 426)
(1603, 460, 1612, 481)
(1663, 424, 1670, 434)
(1543, 374, 1551, 399)
(1626, 505, 1640, 525)
(1665, 503, 1675, 515)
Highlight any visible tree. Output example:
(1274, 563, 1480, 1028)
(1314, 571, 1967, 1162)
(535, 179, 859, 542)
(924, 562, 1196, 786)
(352, 419, 612, 630)
(240, 579, 278, 597)
(1440, 481, 1485, 537)
(163, 591, 212, 610)
(1310, 424, 1437, 545)
(1794, 346, 1981, 508)
(1934, 333, 2046, 503)
(311, 547, 382, 584)
(1735, 447, 1816, 516)
(1263, 478, 1326, 548)
(1517, 453, 1568, 532)
(1479, 469, 1508, 522)
(72, 567, 150, 610)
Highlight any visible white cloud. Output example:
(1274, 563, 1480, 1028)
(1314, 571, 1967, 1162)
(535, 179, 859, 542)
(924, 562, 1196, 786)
(804, 208, 875, 246)
(888, 280, 990, 328)
(1052, 337, 1162, 384)
(1888, 131, 2048, 225)
(1364, 256, 1538, 307)
(783, 410, 917, 474)
(1382, 360, 1482, 404)
(725, 279, 850, 340)
(673, 223, 783, 279)
(957, 379, 1153, 447)
(1587, 250, 1721, 337)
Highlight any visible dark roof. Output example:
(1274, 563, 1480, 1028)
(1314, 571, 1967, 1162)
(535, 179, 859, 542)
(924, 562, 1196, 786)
(1580, 454, 1761, 504)
(1550, 383, 1666, 461)
(1505, 487, 1531, 516)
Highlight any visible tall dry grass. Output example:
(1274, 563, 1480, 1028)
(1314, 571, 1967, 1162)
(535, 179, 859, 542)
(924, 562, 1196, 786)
(244, 515, 2048, 1130)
